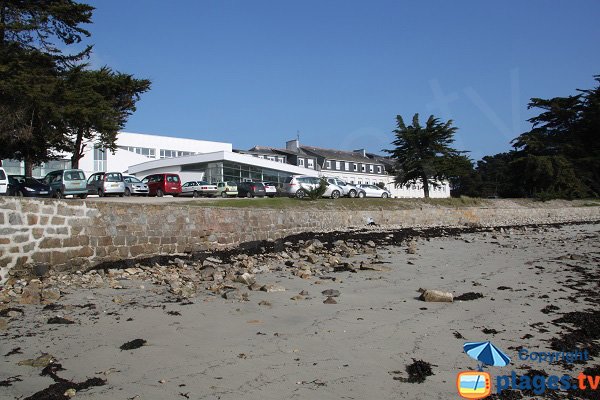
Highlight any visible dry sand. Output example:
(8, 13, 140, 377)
(1, 222, 599, 399)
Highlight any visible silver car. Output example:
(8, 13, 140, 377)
(123, 175, 149, 196)
(86, 172, 126, 197)
(325, 177, 365, 198)
(358, 184, 391, 198)
(283, 175, 343, 199)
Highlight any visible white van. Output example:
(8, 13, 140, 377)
(0, 167, 7, 195)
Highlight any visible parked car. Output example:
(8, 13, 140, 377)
(42, 169, 88, 199)
(358, 184, 391, 198)
(283, 175, 342, 199)
(6, 175, 51, 197)
(237, 181, 266, 198)
(181, 181, 218, 197)
(216, 181, 238, 198)
(86, 172, 126, 197)
(324, 177, 365, 198)
(261, 181, 277, 198)
(123, 175, 149, 196)
(142, 173, 182, 197)
(0, 167, 7, 195)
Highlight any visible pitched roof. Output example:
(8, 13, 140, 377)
(300, 146, 383, 164)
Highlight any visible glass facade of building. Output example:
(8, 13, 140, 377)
(0, 159, 71, 178)
(181, 161, 295, 184)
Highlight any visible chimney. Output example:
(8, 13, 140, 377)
(286, 139, 299, 152)
(353, 149, 366, 157)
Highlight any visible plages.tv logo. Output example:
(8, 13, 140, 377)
(456, 341, 511, 399)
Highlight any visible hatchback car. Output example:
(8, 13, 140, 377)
(261, 181, 277, 198)
(142, 173, 182, 197)
(358, 184, 391, 198)
(7, 175, 51, 197)
(237, 182, 266, 198)
(283, 175, 343, 199)
(43, 169, 88, 199)
(0, 167, 7, 195)
(216, 181, 238, 198)
(87, 172, 126, 197)
(324, 177, 365, 198)
(123, 175, 149, 196)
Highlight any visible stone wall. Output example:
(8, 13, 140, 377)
(1, 197, 599, 282)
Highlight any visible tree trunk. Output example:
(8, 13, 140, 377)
(71, 153, 80, 169)
(71, 129, 84, 169)
(422, 175, 430, 198)
(24, 156, 34, 177)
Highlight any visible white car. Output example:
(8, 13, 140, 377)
(181, 181, 218, 197)
(358, 184, 391, 198)
(261, 181, 277, 198)
(283, 175, 343, 199)
(0, 167, 7, 195)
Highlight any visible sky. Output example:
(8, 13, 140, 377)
(83, 0, 600, 161)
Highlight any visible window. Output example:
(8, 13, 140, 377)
(93, 146, 107, 172)
(326, 160, 331, 169)
(336, 161, 341, 170)
(353, 163, 358, 171)
(377, 165, 382, 173)
(369, 165, 374, 173)
(298, 158, 305, 167)
(361, 164, 366, 172)
(345, 162, 350, 171)
(118, 146, 155, 158)
(160, 149, 194, 159)
(307, 159, 314, 168)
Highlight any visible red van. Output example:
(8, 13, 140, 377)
(142, 173, 182, 197)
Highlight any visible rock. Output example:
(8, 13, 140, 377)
(299, 290, 309, 296)
(234, 273, 256, 286)
(290, 295, 304, 301)
(112, 296, 126, 304)
(222, 289, 248, 301)
(18, 353, 55, 367)
(323, 297, 337, 304)
(260, 284, 285, 293)
(306, 254, 319, 264)
(258, 300, 272, 307)
(64, 388, 77, 398)
(284, 260, 295, 267)
(248, 283, 262, 291)
(321, 289, 340, 297)
(360, 263, 391, 272)
(0, 318, 7, 331)
(406, 240, 417, 254)
(205, 256, 222, 264)
(19, 282, 41, 305)
(42, 287, 61, 301)
(366, 240, 376, 248)
(419, 289, 453, 303)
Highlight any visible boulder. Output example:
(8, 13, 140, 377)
(420, 289, 453, 303)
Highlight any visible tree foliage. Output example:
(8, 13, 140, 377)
(385, 114, 466, 198)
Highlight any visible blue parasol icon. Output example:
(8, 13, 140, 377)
(464, 341, 511, 368)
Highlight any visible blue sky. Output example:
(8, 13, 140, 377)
(85, 0, 600, 160)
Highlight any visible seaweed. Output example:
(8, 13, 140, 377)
(120, 339, 146, 351)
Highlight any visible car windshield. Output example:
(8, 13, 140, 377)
(105, 173, 122, 182)
(226, 181, 237, 186)
(126, 176, 142, 183)
(166, 175, 180, 183)
(64, 170, 85, 181)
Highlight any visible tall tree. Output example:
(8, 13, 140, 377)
(0, 0, 94, 60)
(385, 114, 465, 198)
(58, 66, 151, 168)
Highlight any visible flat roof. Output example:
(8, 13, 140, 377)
(128, 150, 320, 176)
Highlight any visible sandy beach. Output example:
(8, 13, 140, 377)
(1, 222, 599, 399)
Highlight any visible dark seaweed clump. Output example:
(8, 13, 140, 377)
(120, 339, 146, 351)
(399, 359, 434, 383)
(47, 317, 74, 325)
(455, 292, 484, 301)
(550, 310, 600, 358)
(24, 363, 105, 400)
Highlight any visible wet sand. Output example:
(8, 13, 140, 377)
(1, 222, 598, 399)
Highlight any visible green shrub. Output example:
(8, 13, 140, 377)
(304, 180, 328, 200)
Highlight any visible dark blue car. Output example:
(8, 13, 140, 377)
(8, 175, 51, 197)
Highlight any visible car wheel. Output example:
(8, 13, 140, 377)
(246, 192, 253, 198)
(157, 189, 164, 197)
(331, 190, 340, 199)
(173, 193, 179, 197)
(78, 194, 88, 199)
(55, 191, 63, 199)
(16, 190, 24, 198)
(118, 193, 124, 197)
(295, 189, 306, 199)
(124, 188, 131, 197)
(348, 189, 356, 198)
(98, 189, 104, 197)
(357, 191, 365, 198)
(221, 191, 227, 198)
(193, 191, 199, 198)
(382, 192, 389, 198)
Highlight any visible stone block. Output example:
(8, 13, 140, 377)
(50, 251, 68, 265)
(0, 237, 10, 245)
(51, 216, 65, 225)
(31, 228, 44, 239)
(31, 252, 51, 264)
(20, 202, 40, 213)
(39, 238, 62, 249)
(8, 212, 23, 225)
